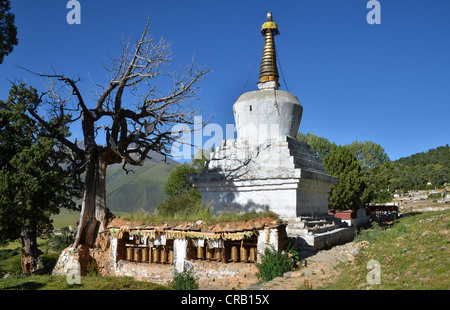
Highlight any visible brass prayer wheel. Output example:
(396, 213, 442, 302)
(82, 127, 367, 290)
(126, 247, 134, 261)
(134, 247, 141, 261)
(152, 247, 160, 263)
(197, 246, 204, 259)
(231, 246, 239, 262)
(249, 247, 257, 262)
(240, 246, 249, 262)
(160, 248, 168, 263)
(206, 247, 213, 260)
(214, 248, 222, 261)
(141, 248, 149, 262)
(168, 249, 174, 264)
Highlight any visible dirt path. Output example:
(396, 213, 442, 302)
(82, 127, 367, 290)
(246, 242, 360, 290)
(198, 241, 363, 290)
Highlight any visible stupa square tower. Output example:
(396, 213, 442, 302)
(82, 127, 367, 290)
(191, 12, 355, 252)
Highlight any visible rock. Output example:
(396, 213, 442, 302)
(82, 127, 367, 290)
(350, 247, 360, 257)
(302, 270, 314, 276)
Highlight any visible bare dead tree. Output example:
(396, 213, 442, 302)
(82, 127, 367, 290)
(21, 17, 210, 248)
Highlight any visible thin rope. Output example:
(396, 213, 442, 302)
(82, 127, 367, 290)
(276, 46, 289, 92)
(239, 40, 265, 97)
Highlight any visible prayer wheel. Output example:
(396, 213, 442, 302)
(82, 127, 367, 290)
(197, 246, 204, 260)
(126, 247, 134, 261)
(240, 246, 248, 262)
(134, 247, 141, 261)
(249, 247, 257, 262)
(142, 248, 149, 262)
(206, 247, 213, 260)
(231, 246, 239, 262)
(168, 249, 174, 264)
(152, 247, 160, 263)
(160, 248, 168, 264)
(214, 248, 222, 261)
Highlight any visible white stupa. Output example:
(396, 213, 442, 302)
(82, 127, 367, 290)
(191, 12, 355, 253)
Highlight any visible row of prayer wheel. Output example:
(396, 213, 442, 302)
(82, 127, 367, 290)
(196, 246, 222, 260)
(126, 247, 173, 264)
(195, 245, 257, 262)
(230, 246, 257, 262)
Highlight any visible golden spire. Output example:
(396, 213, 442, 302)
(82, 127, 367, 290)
(258, 12, 280, 90)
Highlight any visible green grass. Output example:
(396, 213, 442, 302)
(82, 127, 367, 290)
(120, 207, 278, 226)
(0, 274, 167, 290)
(0, 241, 168, 290)
(51, 209, 80, 229)
(323, 209, 450, 290)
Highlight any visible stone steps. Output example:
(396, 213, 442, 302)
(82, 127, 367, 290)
(286, 223, 345, 236)
(284, 214, 353, 252)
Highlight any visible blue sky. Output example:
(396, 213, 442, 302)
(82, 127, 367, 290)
(1, 0, 449, 161)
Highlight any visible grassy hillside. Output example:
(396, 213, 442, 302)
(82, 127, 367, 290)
(390, 145, 450, 191)
(323, 209, 450, 290)
(50, 160, 178, 228)
(51, 209, 80, 229)
(105, 160, 178, 213)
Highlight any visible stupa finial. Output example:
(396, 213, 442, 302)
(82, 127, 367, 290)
(258, 11, 280, 90)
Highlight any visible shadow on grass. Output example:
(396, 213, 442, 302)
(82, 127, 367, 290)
(3, 281, 46, 290)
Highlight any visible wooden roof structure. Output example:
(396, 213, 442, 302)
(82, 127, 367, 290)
(104, 217, 286, 241)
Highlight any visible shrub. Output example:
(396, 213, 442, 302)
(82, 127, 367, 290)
(48, 227, 74, 252)
(168, 269, 198, 290)
(354, 221, 385, 243)
(157, 189, 202, 218)
(86, 259, 100, 277)
(256, 247, 294, 282)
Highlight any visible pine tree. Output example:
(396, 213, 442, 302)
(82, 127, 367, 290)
(0, 84, 83, 273)
(323, 145, 368, 211)
(0, 0, 18, 64)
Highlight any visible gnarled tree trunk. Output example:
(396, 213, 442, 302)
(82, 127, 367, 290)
(20, 226, 42, 274)
(73, 153, 112, 248)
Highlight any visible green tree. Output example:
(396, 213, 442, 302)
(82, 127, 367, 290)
(158, 149, 210, 217)
(158, 164, 201, 217)
(297, 132, 336, 160)
(347, 140, 391, 203)
(0, 0, 18, 64)
(164, 162, 200, 197)
(0, 84, 83, 273)
(365, 161, 394, 203)
(389, 145, 449, 191)
(298, 133, 393, 204)
(323, 145, 368, 211)
(347, 140, 390, 169)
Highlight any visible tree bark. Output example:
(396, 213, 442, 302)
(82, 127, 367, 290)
(20, 226, 42, 274)
(73, 152, 112, 248)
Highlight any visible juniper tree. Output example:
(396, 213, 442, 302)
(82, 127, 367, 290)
(323, 145, 369, 211)
(0, 84, 83, 273)
(0, 0, 18, 64)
